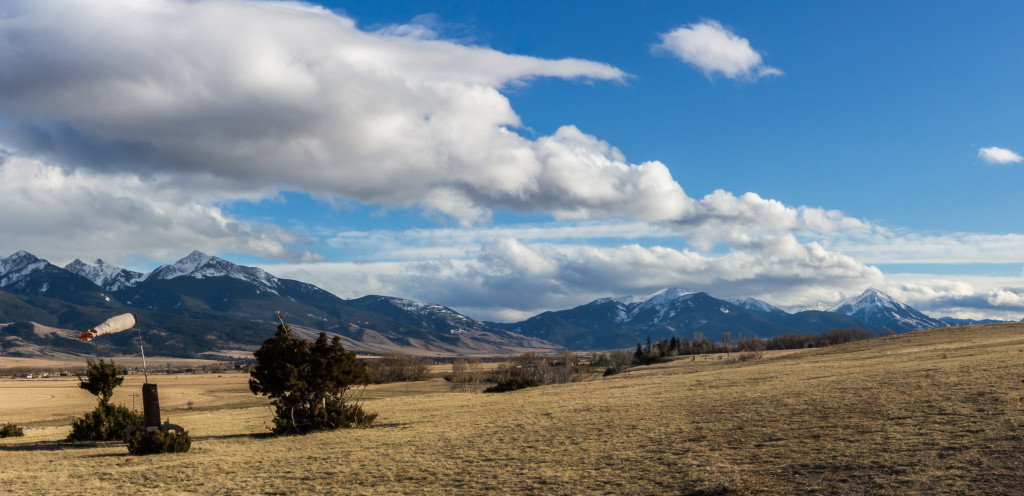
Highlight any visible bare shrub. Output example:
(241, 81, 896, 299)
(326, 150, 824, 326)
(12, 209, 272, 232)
(449, 358, 468, 380)
(603, 349, 634, 375)
(365, 354, 429, 384)
(447, 358, 484, 392)
(557, 349, 578, 367)
(485, 352, 581, 392)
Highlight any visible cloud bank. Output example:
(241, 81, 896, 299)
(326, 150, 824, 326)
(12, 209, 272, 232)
(269, 229, 1024, 323)
(0, 152, 318, 265)
(654, 20, 782, 81)
(268, 234, 884, 322)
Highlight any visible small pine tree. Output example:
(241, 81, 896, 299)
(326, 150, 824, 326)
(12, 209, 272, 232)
(78, 358, 123, 402)
(249, 317, 376, 434)
(67, 359, 142, 442)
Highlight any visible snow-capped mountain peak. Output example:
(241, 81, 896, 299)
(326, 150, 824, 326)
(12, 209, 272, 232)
(0, 250, 48, 288)
(829, 288, 903, 314)
(625, 287, 695, 323)
(4, 249, 35, 260)
(1, 250, 41, 270)
(64, 259, 144, 292)
(144, 250, 281, 291)
(148, 250, 214, 280)
(828, 288, 945, 332)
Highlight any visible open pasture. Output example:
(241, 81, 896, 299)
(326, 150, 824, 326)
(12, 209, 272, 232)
(0, 373, 265, 425)
(2, 323, 1024, 495)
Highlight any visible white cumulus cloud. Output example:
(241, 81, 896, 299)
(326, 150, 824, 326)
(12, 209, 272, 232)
(0, 0, 672, 226)
(978, 146, 1023, 164)
(654, 20, 782, 81)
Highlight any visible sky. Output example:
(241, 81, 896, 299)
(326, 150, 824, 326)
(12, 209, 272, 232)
(1, 0, 1024, 322)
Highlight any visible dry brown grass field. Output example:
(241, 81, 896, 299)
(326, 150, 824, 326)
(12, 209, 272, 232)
(3, 323, 1024, 495)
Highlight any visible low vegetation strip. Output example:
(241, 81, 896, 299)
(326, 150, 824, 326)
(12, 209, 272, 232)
(2, 323, 1023, 494)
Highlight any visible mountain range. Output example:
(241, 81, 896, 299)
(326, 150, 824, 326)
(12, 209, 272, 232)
(491, 287, 903, 349)
(0, 250, 557, 358)
(502, 285, 1015, 349)
(0, 250, 1010, 357)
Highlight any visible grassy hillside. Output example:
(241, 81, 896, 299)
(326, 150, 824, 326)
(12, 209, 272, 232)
(2, 323, 1023, 494)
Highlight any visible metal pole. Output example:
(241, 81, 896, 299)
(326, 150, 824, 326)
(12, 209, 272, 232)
(135, 314, 149, 383)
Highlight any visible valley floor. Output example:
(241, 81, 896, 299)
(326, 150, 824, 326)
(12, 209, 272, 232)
(2, 324, 1024, 495)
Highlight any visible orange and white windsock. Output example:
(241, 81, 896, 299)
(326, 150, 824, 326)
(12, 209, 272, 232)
(78, 313, 137, 341)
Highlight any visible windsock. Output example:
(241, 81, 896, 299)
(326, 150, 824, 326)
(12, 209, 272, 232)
(78, 313, 137, 341)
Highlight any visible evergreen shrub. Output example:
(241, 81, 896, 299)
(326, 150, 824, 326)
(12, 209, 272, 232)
(0, 422, 24, 438)
(126, 429, 191, 455)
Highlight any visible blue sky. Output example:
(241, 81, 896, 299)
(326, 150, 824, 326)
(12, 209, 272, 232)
(1, 0, 1023, 321)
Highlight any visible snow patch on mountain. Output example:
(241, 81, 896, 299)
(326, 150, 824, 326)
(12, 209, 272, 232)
(642, 287, 694, 307)
(588, 287, 700, 324)
(594, 294, 649, 306)
(613, 307, 629, 323)
(729, 297, 787, 314)
(786, 301, 829, 313)
(388, 296, 478, 334)
(595, 287, 693, 308)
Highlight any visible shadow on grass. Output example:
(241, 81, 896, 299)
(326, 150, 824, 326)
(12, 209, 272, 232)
(371, 421, 410, 429)
(192, 432, 276, 441)
(0, 439, 122, 452)
(190, 421, 411, 440)
(1, 422, 411, 452)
